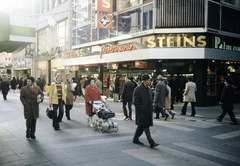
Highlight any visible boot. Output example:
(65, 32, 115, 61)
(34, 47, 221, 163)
(144, 128, 159, 148)
(168, 110, 175, 119)
(88, 116, 93, 127)
(133, 126, 144, 145)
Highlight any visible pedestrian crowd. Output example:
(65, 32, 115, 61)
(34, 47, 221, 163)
(0, 73, 238, 149)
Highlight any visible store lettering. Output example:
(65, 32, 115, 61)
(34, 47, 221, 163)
(147, 35, 206, 48)
(40, 47, 60, 59)
(100, 44, 137, 58)
(214, 36, 240, 52)
(62, 49, 84, 59)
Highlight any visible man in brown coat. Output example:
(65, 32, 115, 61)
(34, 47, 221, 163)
(20, 76, 44, 139)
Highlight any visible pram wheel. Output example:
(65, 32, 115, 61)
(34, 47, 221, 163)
(99, 128, 103, 133)
(114, 126, 118, 132)
(92, 122, 97, 131)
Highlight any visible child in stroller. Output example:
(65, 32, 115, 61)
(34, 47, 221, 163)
(90, 96, 118, 133)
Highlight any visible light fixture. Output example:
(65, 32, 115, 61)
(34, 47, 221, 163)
(86, 68, 88, 71)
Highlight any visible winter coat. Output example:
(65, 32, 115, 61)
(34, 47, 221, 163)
(49, 82, 67, 105)
(95, 79, 103, 94)
(63, 80, 75, 105)
(133, 83, 153, 127)
(122, 80, 135, 101)
(220, 84, 234, 111)
(154, 81, 168, 109)
(20, 85, 44, 119)
(165, 85, 171, 110)
(10, 79, 18, 90)
(183, 81, 197, 102)
(1, 81, 10, 95)
(113, 77, 120, 93)
(84, 85, 101, 116)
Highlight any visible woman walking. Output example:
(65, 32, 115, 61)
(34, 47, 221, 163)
(10, 77, 18, 94)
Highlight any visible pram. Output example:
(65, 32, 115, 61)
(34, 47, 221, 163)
(89, 96, 118, 133)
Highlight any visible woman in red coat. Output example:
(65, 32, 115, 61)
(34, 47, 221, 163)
(84, 78, 101, 127)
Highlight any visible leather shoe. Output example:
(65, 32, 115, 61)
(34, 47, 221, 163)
(154, 117, 159, 119)
(31, 135, 36, 139)
(216, 117, 222, 122)
(190, 114, 195, 116)
(67, 117, 71, 120)
(230, 122, 238, 125)
(150, 142, 159, 148)
(181, 112, 186, 115)
(164, 114, 169, 121)
(123, 117, 129, 120)
(26, 135, 30, 139)
(133, 140, 144, 145)
(54, 128, 60, 130)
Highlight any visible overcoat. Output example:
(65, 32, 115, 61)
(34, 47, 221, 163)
(84, 85, 101, 116)
(133, 83, 153, 127)
(95, 79, 103, 94)
(1, 81, 10, 95)
(49, 82, 67, 105)
(63, 80, 74, 105)
(183, 81, 197, 102)
(165, 85, 171, 109)
(220, 84, 234, 111)
(20, 85, 44, 119)
(10, 79, 18, 90)
(154, 81, 168, 108)
(113, 77, 120, 93)
(122, 80, 135, 101)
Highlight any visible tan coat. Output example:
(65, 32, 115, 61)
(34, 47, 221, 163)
(49, 82, 67, 105)
(20, 85, 44, 119)
(63, 80, 74, 105)
(183, 81, 197, 102)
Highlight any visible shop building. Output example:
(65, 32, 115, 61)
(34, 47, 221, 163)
(59, 0, 240, 106)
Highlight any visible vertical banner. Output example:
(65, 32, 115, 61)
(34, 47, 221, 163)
(96, 0, 113, 12)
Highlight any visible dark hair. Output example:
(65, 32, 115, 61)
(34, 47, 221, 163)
(225, 77, 232, 84)
(27, 76, 35, 82)
(188, 77, 193, 82)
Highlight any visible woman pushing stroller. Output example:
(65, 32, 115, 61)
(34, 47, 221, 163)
(84, 78, 102, 127)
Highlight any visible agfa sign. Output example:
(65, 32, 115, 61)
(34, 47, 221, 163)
(96, 0, 113, 13)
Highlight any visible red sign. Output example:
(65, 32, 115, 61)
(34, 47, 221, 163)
(100, 44, 137, 58)
(96, 14, 112, 29)
(96, 0, 113, 13)
(5, 57, 10, 61)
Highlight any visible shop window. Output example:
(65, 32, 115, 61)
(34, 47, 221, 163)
(208, 2, 220, 30)
(143, 4, 153, 31)
(118, 0, 141, 11)
(207, 61, 216, 96)
(118, 8, 141, 35)
(143, 0, 153, 4)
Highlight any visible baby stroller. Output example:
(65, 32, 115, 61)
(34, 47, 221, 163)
(90, 96, 118, 133)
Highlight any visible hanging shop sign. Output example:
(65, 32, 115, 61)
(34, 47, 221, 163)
(96, 0, 113, 12)
(214, 36, 240, 52)
(96, 14, 112, 29)
(100, 43, 137, 58)
(39, 47, 61, 59)
(146, 35, 207, 48)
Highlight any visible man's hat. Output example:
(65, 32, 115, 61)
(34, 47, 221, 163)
(142, 74, 150, 81)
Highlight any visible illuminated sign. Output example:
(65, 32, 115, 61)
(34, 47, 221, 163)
(214, 36, 240, 52)
(100, 43, 137, 58)
(96, 14, 112, 29)
(146, 35, 207, 48)
(96, 0, 113, 12)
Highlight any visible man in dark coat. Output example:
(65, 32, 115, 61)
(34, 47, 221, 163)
(133, 74, 159, 148)
(122, 76, 135, 120)
(113, 74, 120, 102)
(154, 75, 169, 120)
(20, 76, 44, 139)
(1, 77, 10, 100)
(217, 77, 238, 125)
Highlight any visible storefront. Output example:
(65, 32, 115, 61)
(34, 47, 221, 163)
(62, 33, 240, 106)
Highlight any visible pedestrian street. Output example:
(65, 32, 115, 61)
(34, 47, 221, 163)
(0, 91, 239, 166)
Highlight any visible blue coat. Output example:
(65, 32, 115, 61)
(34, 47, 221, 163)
(133, 83, 153, 127)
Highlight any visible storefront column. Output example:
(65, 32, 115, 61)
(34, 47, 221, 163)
(194, 60, 207, 106)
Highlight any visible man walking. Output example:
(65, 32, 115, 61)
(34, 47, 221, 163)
(154, 75, 169, 120)
(20, 76, 44, 139)
(133, 74, 159, 148)
(1, 77, 10, 100)
(181, 77, 197, 116)
(95, 76, 103, 95)
(122, 76, 135, 120)
(217, 77, 238, 125)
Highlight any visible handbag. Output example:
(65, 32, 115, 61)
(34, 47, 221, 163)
(46, 106, 54, 119)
